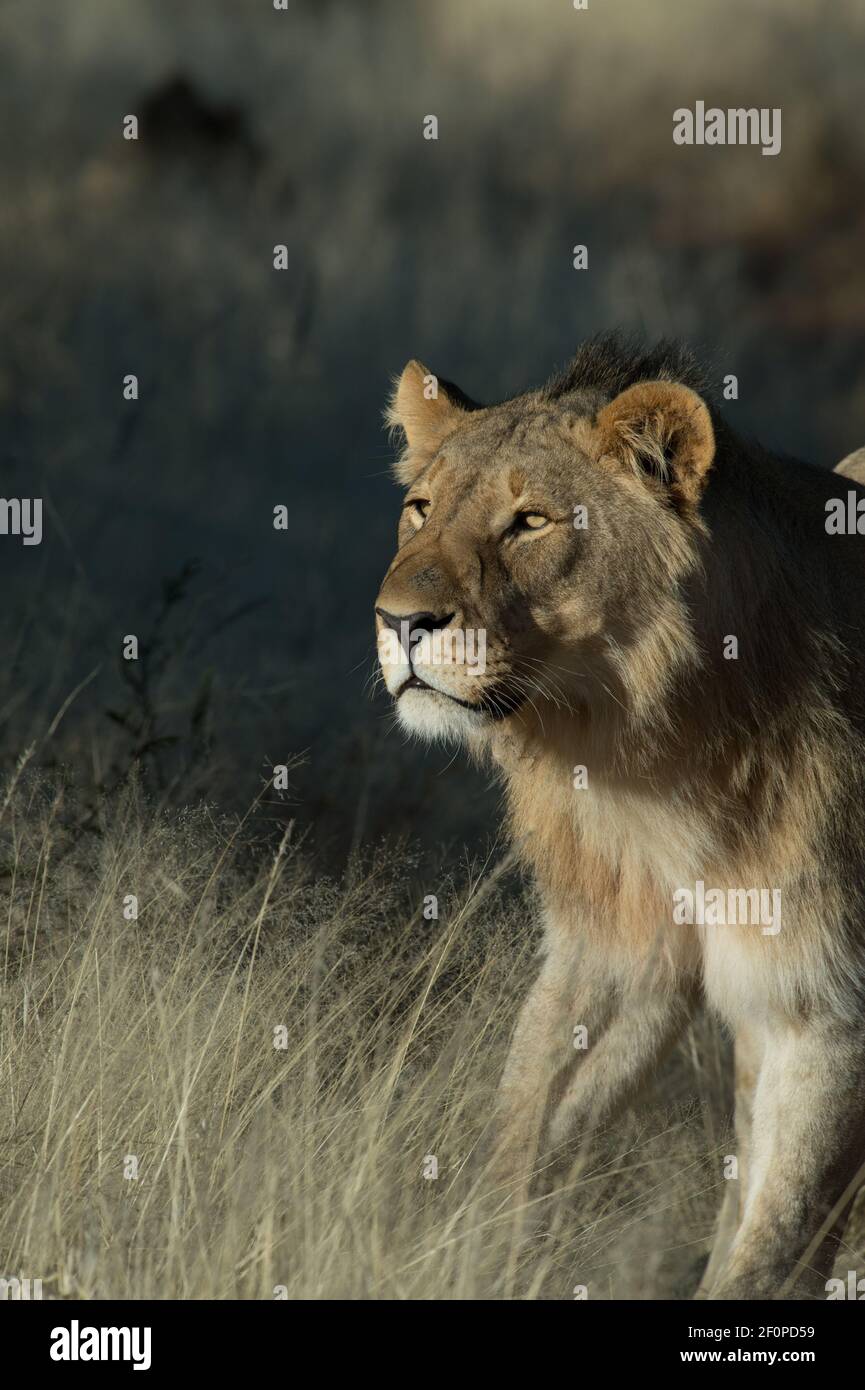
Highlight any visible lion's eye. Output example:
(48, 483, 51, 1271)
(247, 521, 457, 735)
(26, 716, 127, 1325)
(515, 512, 550, 531)
(406, 498, 430, 529)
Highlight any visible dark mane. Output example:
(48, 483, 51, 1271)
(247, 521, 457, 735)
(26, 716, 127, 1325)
(540, 331, 710, 404)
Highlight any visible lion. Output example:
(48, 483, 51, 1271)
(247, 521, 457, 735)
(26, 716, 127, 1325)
(374, 333, 865, 1300)
(836, 446, 865, 485)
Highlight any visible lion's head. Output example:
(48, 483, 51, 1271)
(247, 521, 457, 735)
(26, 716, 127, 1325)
(374, 339, 716, 749)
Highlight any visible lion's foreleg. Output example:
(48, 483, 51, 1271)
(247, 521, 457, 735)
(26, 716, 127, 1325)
(709, 1021, 865, 1300)
(544, 978, 693, 1156)
(488, 937, 607, 1197)
(696, 1021, 762, 1297)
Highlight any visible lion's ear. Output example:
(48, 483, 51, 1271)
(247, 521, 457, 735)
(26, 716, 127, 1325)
(385, 360, 469, 484)
(594, 380, 715, 509)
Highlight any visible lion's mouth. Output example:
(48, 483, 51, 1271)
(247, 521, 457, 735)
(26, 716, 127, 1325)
(397, 673, 476, 708)
(397, 674, 433, 696)
(396, 673, 524, 721)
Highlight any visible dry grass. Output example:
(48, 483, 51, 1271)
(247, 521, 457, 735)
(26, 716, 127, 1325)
(0, 768, 733, 1300)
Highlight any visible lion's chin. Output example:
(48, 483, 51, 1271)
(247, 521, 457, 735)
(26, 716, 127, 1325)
(394, 686, 488, 744)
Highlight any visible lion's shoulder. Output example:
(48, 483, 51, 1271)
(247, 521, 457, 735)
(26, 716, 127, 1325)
(835, 447, 865, 485)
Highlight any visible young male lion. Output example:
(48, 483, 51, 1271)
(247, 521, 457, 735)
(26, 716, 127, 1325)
(374, 334, 865, 1300)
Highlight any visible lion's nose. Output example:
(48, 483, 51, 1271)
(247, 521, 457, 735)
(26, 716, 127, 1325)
(375, 608, 455, 651)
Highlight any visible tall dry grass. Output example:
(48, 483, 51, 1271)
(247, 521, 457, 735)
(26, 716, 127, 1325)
(0, 765, 737, 1300)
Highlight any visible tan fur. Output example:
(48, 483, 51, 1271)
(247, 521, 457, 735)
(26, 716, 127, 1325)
(836, 446, 865, 484)
(375, 339, 865, 1300)
(595, 379, 715, 508)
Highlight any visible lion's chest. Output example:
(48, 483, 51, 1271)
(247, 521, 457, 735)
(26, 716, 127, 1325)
(511, 767, 812, 995)
(512, 772, 711, 944)
(511, 769, 819, 1016)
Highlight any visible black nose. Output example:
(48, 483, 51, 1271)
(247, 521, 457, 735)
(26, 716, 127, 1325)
(376, 608, 455, 648)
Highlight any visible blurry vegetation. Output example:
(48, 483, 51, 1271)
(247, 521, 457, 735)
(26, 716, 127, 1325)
(0, 0, 863, 853)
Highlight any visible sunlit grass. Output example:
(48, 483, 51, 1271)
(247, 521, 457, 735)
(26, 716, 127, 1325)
(0, 774, 733, 1300)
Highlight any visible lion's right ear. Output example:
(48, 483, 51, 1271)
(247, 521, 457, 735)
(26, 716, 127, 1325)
(593, 380, 715, 511)
(385, 361, 470, 485)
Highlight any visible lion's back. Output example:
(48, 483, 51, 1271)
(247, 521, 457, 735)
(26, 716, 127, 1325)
(835, 447, 865, 485)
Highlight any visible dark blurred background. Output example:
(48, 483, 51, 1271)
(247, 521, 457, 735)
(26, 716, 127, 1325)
(1, 0, 864, 858)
